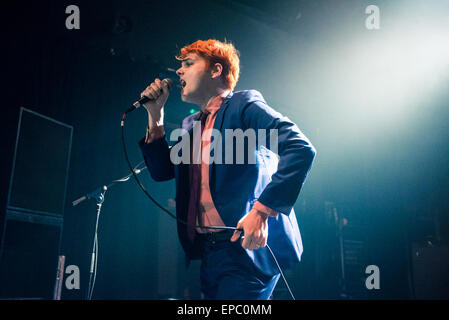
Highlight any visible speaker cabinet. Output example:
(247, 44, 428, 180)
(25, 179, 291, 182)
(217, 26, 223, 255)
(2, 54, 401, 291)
(0, 108, 72, 299)
(412, 243, 449, 299)
(0, 212, 63, 299)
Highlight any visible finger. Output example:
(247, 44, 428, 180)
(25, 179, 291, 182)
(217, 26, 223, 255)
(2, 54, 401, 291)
(141, 87, 152, 98)
(255, 229, 267, 247)
(230, 230, 241, 242)
(160, 79, 169, 94)
(141, 86, 155, 99)
(149, 85, 161, 98)
(243, 234, 257, 250)
(249, 237, 259, 250)
(254, 232, 265, 249)
(150, 82, 162, 94)
(154, 80, 167, 95)
(147, 88, 159, 99)
(252, 237, 262, 250)
(230, 224, 242, 242)
(155, 78, 163, 89)
(143, 91, 155, 100)
(250, 231, 261, 248)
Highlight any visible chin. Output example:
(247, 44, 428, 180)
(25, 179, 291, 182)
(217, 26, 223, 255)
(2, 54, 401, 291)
(180, 93, 189, 103)
(181, 91, 196, 104)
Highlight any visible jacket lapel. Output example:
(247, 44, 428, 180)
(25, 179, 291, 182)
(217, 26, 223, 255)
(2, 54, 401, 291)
(213, 91, 233, 133)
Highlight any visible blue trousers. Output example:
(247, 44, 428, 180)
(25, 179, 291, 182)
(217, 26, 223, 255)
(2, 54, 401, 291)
(199, 238, 280, 300)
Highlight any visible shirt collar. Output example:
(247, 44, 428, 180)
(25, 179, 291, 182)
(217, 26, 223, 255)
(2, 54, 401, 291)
(203, 90, 230, 114)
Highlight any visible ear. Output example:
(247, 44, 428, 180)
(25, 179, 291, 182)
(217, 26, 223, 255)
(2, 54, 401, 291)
(210, 62, 223, 79)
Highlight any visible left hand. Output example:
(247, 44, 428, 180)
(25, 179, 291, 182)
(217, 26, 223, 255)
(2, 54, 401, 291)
(230, 208, 268, 250)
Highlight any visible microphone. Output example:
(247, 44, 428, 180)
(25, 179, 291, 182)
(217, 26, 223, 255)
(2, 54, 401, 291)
(125, 78, 173, 114)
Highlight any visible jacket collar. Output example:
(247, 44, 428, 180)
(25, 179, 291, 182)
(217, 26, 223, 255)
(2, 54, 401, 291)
(213, 91, 233, 132)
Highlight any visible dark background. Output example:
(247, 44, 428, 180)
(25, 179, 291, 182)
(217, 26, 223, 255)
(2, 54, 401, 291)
(0, 0, 448, 299)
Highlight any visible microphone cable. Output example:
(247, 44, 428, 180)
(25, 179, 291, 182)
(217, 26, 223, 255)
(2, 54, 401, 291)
(120, 112, 295, 300)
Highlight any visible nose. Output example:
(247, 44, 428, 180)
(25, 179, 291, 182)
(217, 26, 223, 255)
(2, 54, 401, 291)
(176, 67, 183, 77)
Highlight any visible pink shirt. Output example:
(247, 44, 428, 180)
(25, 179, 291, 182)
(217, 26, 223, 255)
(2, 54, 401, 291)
(195, 92, 226, 232)
(145, 92, 278, 234)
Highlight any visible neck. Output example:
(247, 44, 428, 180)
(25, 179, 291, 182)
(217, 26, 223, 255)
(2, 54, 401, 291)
(199, 87, 230, 111)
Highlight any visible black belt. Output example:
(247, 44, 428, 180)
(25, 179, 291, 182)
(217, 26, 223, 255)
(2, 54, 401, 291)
(196, 230, 233, 244)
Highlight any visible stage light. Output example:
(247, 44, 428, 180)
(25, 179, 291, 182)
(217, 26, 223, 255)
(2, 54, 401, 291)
(320, 13, 449, 136)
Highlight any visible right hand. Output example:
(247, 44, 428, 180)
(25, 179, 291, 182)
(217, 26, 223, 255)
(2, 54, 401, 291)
(140, 78, 170, 115)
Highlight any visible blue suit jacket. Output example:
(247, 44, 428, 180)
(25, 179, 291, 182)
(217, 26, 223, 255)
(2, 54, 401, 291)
(139, 90, 316, 276)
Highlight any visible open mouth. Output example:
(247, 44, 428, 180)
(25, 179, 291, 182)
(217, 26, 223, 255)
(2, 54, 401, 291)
(180, 79, 186, 88)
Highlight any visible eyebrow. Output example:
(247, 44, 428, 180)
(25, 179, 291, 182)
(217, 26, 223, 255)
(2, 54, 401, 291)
(181, 58, 194, 64)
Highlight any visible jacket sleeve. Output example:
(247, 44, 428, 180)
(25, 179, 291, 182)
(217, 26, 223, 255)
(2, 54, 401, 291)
(139, 135, 175, 182)
(241, 99, 316, 215)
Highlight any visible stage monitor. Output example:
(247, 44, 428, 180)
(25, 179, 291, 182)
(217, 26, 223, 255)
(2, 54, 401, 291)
(7, 108, 73, 217)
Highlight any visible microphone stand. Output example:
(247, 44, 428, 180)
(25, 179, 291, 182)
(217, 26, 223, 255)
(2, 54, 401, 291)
(71, 161, 147, 300)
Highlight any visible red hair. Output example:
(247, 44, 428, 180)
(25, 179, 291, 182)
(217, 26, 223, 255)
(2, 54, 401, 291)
(176, 39, 240, 90)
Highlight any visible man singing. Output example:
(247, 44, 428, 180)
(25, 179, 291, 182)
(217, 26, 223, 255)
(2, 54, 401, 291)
(139, 39, 316, 300)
